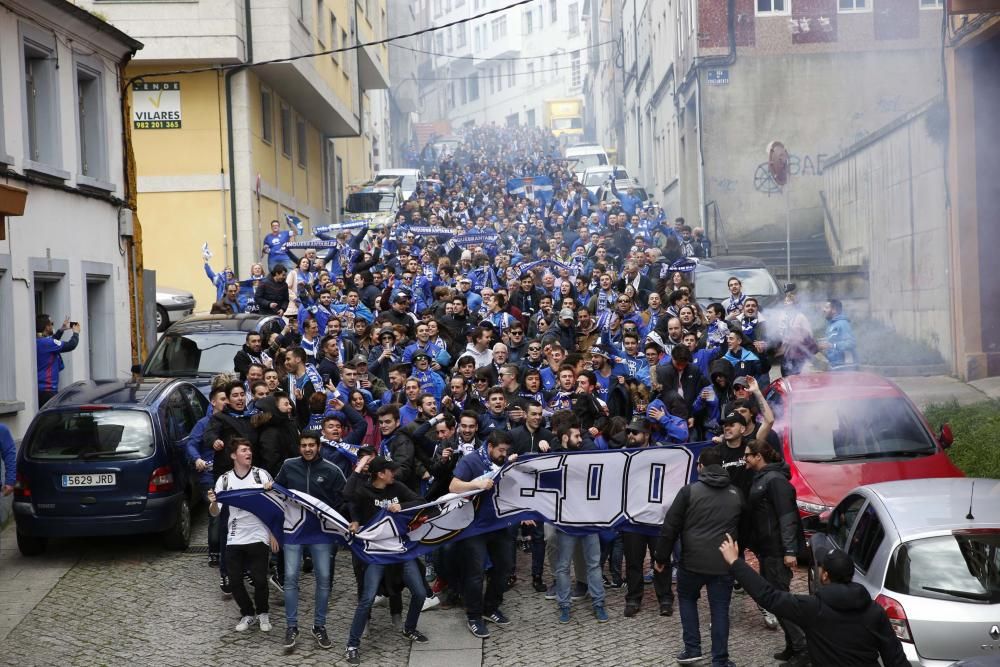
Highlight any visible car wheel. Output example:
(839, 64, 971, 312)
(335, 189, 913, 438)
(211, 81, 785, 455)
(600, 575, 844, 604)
(155, 305, 169, 333)
(162, 498, 191, 550)
(17, 530, 47, 556)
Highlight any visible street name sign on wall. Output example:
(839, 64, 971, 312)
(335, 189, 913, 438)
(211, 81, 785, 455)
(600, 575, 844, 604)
(133, 82, 182, 130)
(707, 69, 729, 85)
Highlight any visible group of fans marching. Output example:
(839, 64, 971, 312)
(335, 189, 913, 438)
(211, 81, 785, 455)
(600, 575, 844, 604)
(192, 124, 903, 667)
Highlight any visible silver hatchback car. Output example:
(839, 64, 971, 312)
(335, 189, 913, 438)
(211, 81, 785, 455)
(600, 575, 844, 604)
(808, 478, 1000, 666)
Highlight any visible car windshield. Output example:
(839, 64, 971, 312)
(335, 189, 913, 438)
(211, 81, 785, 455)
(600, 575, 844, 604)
(570, 153, 606, 171)
(345, 192, 394, 213)
(790, 397, 938, 462)
(145, 331, 248, 377)
(27, 409, 154, 460)
(695, 267, 779, 301)
(552, 117, 583, 130)
(381, 174, 417, 192)
(885, 531, 1000, 604)
(585, 169, 628, 186)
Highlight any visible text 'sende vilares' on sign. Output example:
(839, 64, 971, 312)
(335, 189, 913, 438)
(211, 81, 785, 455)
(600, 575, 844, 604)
(132, 82, 181, 130)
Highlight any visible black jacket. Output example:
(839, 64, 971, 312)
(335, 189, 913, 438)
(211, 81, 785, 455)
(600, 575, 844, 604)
(251, 396, 300, 477)
(255, 276, 289, 315)
(747, 462, 804, 558)
(203, 409, 258, 477)
(343, 471, 422, 525)
(653, 465, 745, 576)
(655, 363, 709, 412)
(380, 428, 420, 492)
(275, 456, 347, 514)
(730, 560, 908, 667)
(509, 424, 554, 456)
(233, 345, 264, 380)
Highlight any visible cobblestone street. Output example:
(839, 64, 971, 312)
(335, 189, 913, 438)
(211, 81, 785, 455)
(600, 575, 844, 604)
(2, 513, 798, 666)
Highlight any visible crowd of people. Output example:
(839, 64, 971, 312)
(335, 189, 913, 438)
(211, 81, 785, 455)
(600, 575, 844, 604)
(191, 125, 890, 667)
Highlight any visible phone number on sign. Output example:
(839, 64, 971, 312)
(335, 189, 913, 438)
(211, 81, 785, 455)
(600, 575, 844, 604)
(133, 120, 182, 129)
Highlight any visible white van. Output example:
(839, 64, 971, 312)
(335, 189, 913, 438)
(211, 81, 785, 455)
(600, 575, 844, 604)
(565, 144, 609, 180)
(375, 168, 422, 200)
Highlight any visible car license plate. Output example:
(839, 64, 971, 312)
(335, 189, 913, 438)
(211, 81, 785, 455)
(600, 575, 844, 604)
(62, 473, 116, 488)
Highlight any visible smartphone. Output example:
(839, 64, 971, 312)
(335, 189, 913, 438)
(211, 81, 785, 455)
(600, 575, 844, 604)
(69, 321, 79, 328)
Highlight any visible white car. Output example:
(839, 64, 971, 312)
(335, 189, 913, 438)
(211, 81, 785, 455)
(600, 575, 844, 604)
(565, 143, 609, 180)
(155, 286, 195, 332)
(582, 164, 633, 196)
(808, 478, 1000, 666)
(375, 168, 422, 200)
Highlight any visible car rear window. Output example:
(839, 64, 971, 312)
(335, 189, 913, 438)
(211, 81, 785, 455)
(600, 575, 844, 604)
(145, 331, 248, 377)
(694, 267, 779, 302)
(885, 531, 1000, 604)
(27, 410, 154, 460)
(790, 397, 938, 462)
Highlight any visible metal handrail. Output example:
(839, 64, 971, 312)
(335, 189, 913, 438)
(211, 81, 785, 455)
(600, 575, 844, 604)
(705, 200, 729, 255)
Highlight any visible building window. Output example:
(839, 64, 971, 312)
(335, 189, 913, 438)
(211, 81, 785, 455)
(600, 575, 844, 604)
(280, 103, 292, 157)
(474, 26, 482, 50)
(260, 86, 273, 143)
(468, 75, 479, 101)
(550, 0, 558, 22)
(838, 0, 868, 10)
(335, 155, 344, 217)
(437, 31, 445, 52)
(508, 61, 515, 86)
(341, 29, 349, 72)
(457, 24, 467, 47)
(756, 0, 790, 14)
(316, 0, 325, 44)
(23, 36, 59, 166)
(523, 8, 534, 34)
(488, 72, 495, 95)
(919, 0, 943, 7)
(570, 51, 581, 88)
(447, 26, 453, 51)
(492, 17, 507, 40)
(76, 65, 106, 180)
(568, 2, 579, 34)
(296, 118, 307, 168)
(526, 108, 535, 126)
(527, 63, 535, 85)
(459, 79, 467, 105)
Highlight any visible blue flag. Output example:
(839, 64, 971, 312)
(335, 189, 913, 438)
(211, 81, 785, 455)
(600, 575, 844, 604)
(507, 175, 554, 204)
(285, 213, 305, 235)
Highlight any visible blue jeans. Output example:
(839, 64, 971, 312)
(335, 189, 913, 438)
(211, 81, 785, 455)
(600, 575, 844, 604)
(555, 531, 605, 610)
(676, 568, 734, 666)
(347, 559, 425, 648)
(284, 543, 334, 629)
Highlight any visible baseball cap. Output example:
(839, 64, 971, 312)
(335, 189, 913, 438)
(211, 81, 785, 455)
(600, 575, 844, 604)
(559, 308, 575, 321)
(721, 411, 747, 427)
(412, 351, 431, 362)
(821, 548, 854, 582)
(392, 290, 411, 303)
(377, 326, 396, 339)
(733, 376, 750, 388)
(348, 354, 368, 368)
(589, 346, 610, 358)
(461, 250, 473, 261)
(626, 418, 650, 433)
(368, 456, 400, 475)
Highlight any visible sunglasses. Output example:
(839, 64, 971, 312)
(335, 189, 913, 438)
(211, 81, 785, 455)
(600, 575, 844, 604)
(528, 347, 541, 352)
(509, 331, 523, 336)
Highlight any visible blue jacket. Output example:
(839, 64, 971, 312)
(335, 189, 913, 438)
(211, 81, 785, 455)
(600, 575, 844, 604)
(183, 415, 215, 486)
(275, 456, 347, 515)
(204, 262, 234, 301)
(36, 331, 79, 393)
(824, 315, 856, 368)
(646, 399, 690, 444)
(0, 424, 15, 486)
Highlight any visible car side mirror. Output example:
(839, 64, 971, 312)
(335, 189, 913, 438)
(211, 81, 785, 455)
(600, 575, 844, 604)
(939, 423, 954, 449)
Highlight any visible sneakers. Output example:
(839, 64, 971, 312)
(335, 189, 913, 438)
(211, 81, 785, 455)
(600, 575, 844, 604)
(467, 618, 490, 638)
(402, 628, 429, 643)
(675, 649, 704, 664)
(235, 615, 257, 632)
(763, 610, 779, 630)
(608, 576, 625, 589)
(373, 594, 387, 607)
(659, 603, 674, 617)
(422, 595, 440, 611)
(268, 573, 284, 594)
(558, 607, 571, 624)
(485, 609, 511, 626)
(532, 575, 547, 592)
(208, 553, 220, 568)
(505, 574, 517, 590)
(544, 583, 558, 600)
(258, 613, 271, 632)
(312, 626, 332, 649)
(284, 626, 299, 649)
(643, 569, 654, 583)
(733, 580, 744, 594)
(391, 613, 402, 631)
(345, 647, 360, 665)
(774, 648, 796, 661)
(219, 574, 232, 595)
(594, 605, 609, 623)
(571, 582, 588, 600)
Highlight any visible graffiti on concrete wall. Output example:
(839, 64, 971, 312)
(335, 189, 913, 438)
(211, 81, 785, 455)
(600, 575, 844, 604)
(752, 153, 829, 194)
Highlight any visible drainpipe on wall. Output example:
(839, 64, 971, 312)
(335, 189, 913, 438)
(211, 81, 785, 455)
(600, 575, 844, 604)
(224, 0, 254, 277)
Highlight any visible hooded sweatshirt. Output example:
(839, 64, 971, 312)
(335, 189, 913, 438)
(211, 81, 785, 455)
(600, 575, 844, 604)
(654, 464, 745, 576)
(730, 560, 908, 667)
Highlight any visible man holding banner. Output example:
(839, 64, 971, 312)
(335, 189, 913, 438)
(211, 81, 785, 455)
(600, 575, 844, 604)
(448, 431, 517, 639)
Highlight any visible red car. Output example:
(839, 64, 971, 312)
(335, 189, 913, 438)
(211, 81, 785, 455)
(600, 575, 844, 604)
(764, 372, 962, 529)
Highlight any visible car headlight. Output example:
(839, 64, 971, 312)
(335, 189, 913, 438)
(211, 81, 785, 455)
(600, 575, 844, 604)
(796, 500, 831, 515)
(171, 295, 193, 303)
